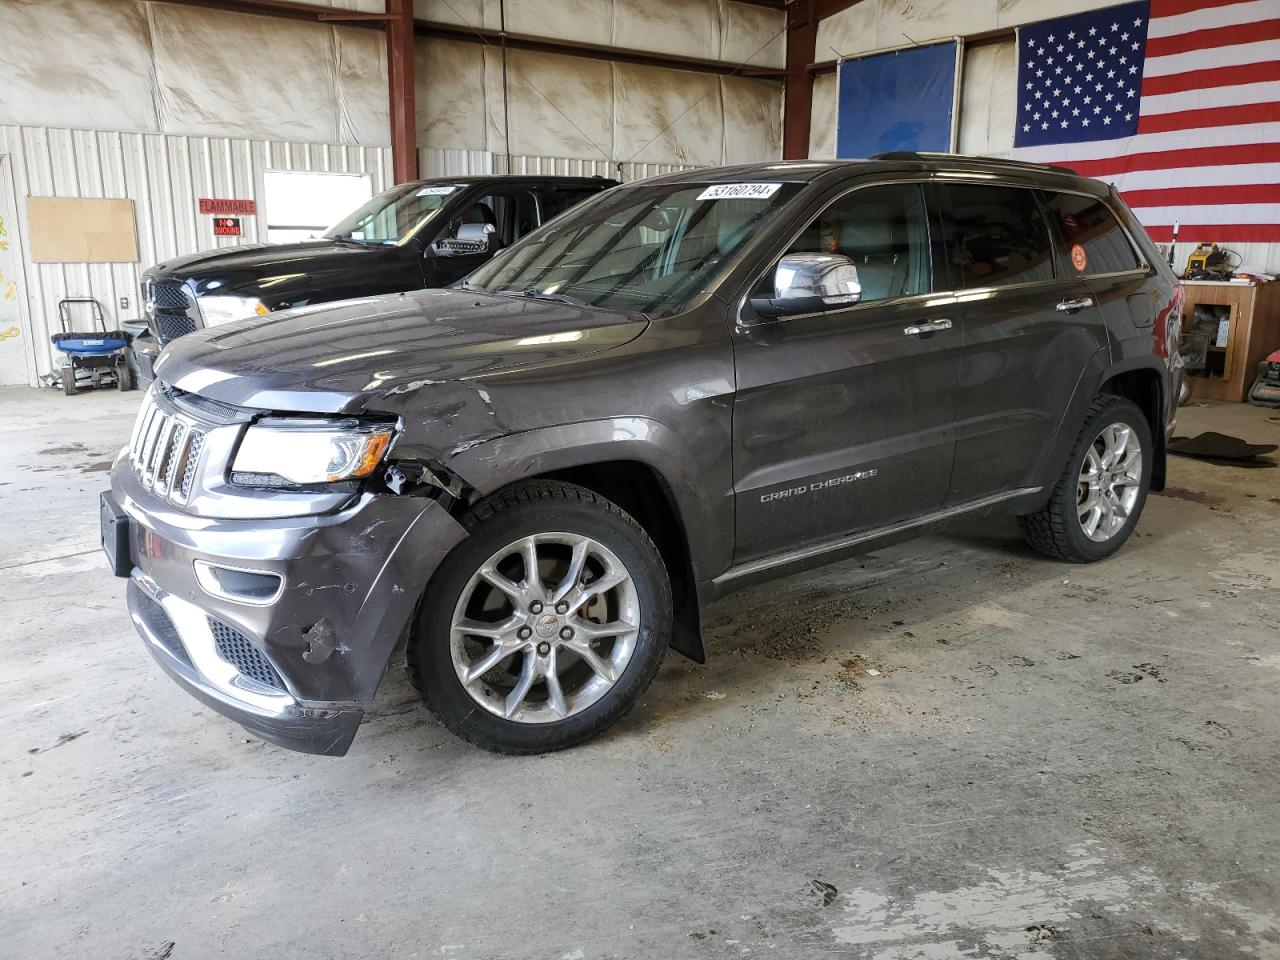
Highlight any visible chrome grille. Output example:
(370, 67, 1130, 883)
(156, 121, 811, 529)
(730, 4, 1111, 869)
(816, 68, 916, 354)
(128, 387, 207, 504)
(144, 278, 201, 344)
(209, 618, 284, 692)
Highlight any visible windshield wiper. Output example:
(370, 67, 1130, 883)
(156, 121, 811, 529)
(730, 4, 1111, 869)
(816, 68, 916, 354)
(329, 234, 371, 246)
(518, 287, 588, 307)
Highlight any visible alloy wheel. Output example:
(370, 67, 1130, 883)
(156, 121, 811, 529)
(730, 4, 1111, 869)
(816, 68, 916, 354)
(449, 533, 640, 723)
(1076, 422, 1143, 543)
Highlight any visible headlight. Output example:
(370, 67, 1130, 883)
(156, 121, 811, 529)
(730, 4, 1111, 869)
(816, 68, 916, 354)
(232, 420, 394, 486)
(198, 295, 270, 327)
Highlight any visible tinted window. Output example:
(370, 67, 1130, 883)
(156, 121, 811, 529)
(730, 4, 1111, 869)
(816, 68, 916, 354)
(541, 188, 602, 222)
(943, 185, 1054, 288)
(779, 184, 932, 302)
(1043, 191, 1143, 275)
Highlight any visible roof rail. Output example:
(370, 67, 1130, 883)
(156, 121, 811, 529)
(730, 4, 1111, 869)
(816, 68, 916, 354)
(871, 151, 1077, 176)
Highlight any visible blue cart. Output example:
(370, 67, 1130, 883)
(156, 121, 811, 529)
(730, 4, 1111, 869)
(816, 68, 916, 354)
(50, 298, 133, 395)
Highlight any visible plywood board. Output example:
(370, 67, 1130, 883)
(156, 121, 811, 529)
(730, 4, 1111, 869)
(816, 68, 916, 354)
(27, 197, 138, 263)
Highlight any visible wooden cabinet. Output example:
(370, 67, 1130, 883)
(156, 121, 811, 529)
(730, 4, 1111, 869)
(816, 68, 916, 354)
(1180, 280, 1280, 403)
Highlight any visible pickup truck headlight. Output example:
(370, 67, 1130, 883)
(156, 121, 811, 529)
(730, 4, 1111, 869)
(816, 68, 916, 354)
(199, 295, 270, 327)
(232, 420, 394, 486)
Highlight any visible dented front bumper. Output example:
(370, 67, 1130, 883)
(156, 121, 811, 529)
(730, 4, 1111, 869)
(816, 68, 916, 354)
(110, 457, 467, 755)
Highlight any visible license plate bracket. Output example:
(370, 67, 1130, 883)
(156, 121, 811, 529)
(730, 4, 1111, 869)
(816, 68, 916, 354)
(100, 491, 133, 578)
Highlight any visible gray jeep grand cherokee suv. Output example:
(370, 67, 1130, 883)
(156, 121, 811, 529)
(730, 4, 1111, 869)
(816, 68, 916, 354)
(102, 154, 1183, 756)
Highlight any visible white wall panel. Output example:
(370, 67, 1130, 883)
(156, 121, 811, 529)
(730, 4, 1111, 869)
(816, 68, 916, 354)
(436, 0, 787, 68)
(505, 50, 616, 161)
(957, 41, 1017, 157)
(723, 77, 785, 166)
(0, 125, 394, 385)
(809, 73, 839, 160)
(0, 0, 158, 133)
(417, 39, 781, 166)
(416, 38, 493, 152)
(149, 6, 388, 146)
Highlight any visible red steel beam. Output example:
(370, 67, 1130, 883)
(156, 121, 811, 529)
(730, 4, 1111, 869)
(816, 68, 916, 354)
(783, 0, 866, 159)
(386, 0, 418, 183)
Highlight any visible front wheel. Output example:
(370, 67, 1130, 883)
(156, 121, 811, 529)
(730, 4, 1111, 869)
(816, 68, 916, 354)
(408, 481, 672, 754)
(1019, 394, 1153, 563)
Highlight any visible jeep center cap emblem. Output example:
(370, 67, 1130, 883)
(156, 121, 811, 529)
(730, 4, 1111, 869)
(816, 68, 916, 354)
(534, 613, 559, 639)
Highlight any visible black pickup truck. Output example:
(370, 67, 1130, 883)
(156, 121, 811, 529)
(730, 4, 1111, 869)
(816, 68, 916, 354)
(133, 175, 617, 374)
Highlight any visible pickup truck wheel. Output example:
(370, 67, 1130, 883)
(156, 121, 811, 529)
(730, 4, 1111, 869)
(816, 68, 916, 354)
(408, 480, 672, 753)
(1019, 394, 1152, 563)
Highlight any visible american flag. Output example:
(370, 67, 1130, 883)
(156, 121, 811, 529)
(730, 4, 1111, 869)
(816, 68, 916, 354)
(1012, 0, 1280, 243)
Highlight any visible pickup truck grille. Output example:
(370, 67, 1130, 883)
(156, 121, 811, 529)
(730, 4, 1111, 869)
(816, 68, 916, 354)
(144, 278, 200, 344)
(128, 387, 207, 504)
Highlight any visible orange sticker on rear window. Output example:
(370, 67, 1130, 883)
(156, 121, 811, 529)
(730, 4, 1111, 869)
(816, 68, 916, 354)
(1070, 243, 1088, 272)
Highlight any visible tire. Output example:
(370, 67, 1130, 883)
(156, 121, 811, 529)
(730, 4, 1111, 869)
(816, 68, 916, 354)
(407, 480, 672, 754)
(1019, 394, 1153, 563)
(62, 371, 77, 396)
(116, 362, 134, 391)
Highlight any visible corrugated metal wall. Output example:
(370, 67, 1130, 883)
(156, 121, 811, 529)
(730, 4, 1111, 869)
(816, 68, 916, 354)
(0, 124, 694, 386)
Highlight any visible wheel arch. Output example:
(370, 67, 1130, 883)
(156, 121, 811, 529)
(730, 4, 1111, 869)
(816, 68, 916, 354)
(535, 460, 704, 663)
(1097, 362, 1167, 492)
(1036, 353, 1169, 497)
(442, 419, 723, 663)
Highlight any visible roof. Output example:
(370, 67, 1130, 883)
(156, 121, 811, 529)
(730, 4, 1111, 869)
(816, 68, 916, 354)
(407, 174, 619, 187)
(635, 154, 1098, 191)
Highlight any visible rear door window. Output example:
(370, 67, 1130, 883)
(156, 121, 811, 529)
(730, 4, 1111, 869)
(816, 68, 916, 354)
(1042, 191, 1144, 276)
(540, 188, 603, 223)
(941, 184, 1055, 289)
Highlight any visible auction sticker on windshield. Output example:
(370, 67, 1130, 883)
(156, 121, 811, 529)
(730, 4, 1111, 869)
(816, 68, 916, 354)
(697, 183, 782, 201)
(416, 185, 458, 196)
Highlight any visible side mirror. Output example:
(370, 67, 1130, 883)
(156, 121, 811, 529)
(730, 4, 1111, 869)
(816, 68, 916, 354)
(748, 253, 861, 320)
(433, 222, 497, 257)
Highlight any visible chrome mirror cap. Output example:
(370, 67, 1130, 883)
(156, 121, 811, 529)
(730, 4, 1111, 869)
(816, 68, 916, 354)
(774, 252, 861, 305)
(457, 222, 496, 243)
(747, 253, 862, 321)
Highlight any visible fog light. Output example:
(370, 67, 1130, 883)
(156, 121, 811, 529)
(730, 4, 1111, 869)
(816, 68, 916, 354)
(194, 560, 283, 605)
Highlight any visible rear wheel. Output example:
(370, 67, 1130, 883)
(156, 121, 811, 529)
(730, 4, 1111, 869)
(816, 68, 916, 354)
(408, 480, 672, 753)
(1019, 394, 1152, 562)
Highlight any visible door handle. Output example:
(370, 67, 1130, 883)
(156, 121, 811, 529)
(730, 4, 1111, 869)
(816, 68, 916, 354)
(1056, 296, 1094, 313)
(903, 318, 953, 336)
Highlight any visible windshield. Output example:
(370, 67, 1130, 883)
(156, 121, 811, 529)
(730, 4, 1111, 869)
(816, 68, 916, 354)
(324, 183, 460, 245)
(464, 181, 805, 315)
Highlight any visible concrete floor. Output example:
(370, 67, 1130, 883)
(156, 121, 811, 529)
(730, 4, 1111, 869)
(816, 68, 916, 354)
(3, 385, 1279, 960)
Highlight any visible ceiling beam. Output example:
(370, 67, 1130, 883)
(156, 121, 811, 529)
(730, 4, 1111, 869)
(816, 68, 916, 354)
(418, 21, 786, 78)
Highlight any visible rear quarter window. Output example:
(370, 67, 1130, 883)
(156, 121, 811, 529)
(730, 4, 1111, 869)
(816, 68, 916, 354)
(1043, 191, 1144, 276)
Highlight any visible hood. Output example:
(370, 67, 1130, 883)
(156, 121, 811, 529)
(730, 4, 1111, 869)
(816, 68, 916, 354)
(153, 287, 647, 413)
(145, 240, 396, 298)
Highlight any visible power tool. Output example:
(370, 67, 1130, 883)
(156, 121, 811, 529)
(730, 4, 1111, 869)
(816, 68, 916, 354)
(1184, 243, 1231, 279)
